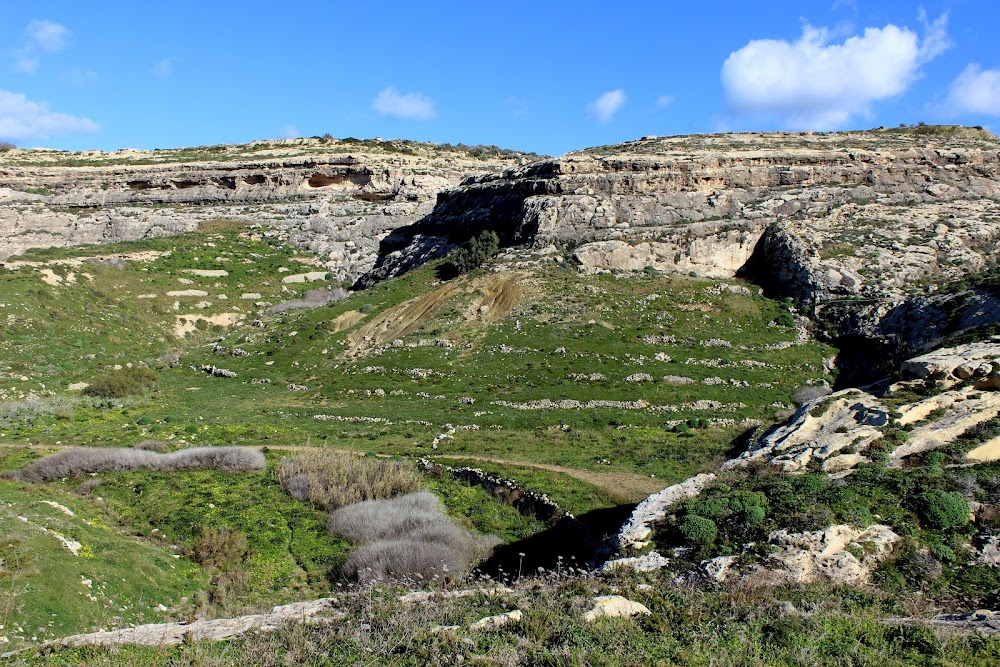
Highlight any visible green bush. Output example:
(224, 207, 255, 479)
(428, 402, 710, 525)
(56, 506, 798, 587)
(437, 230, 501, 279)
(83, 367, 158, 398)
(774, 311, 796, 328)
(913, 490, 970, 530)
(679, 514, 717, 547)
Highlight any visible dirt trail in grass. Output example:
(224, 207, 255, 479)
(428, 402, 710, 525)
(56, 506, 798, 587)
(430, 453, 664, 501)
(0, 441, 662, 502)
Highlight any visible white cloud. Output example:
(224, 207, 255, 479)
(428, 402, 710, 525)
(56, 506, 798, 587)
(721, 14, 950, 129)
(11, 20, 70, 75)
(947, 64, 1000, 115)
(0, 89, 99, 142)
(589, 89, 625, 123)
(25, 20, 69, 54)
(656, 95, 676, 108)
(152, 58, 174, 77)
(372, 87, 436, 120)
(279, 124, 300, 139)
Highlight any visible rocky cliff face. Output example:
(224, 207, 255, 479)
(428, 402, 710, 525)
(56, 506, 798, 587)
(358, 127, 1000, 373)
(361, 128, 1000, 286)
(0, 138, 531, 283)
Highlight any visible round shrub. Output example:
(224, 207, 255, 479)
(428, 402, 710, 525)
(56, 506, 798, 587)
(913, 490, 970, 530)
(744, 505, 767, 526)
(83, 367, 158, 398)
(679, 514, 718, 547)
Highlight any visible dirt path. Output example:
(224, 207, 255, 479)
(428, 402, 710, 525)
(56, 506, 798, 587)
(0, 441, 662, 501)
(431, 453, 664, 501)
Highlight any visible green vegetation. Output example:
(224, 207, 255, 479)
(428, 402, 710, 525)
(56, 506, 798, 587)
(438, 229, 501, 279)
(82, 367, 158, 398)
(912, 490, 970, 530)
(8, 578, 1000, 666)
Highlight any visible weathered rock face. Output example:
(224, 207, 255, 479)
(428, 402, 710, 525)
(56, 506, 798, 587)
(359, 128, 1000, 288)
(724, 338, 1000, 474)
(0, 138, 531, 284)
(695, 524, 900, 587)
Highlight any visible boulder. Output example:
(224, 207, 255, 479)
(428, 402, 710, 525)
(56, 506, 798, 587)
(583, 596, 652, 622)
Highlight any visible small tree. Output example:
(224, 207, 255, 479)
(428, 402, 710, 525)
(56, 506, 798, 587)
(438, 230, 501, 279)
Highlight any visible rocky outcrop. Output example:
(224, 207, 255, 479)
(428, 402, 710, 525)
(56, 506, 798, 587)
(723, 339, 1000, 474)
(613, 473, 716, 550)
(0, 138, 530, 284)
(695, 524, 900, 587)
(359, 128, 1000, 287)
(723, 388, 890, 473)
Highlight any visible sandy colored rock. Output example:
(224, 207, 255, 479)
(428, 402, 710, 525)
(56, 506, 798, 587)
(614, 473, 716, 550)
(601, 551, 670, 573)
(583, 596, 651, 621)
(166, 289, 209, 297)
(469, 609, 522, 631)
(281, 271, 327, 284)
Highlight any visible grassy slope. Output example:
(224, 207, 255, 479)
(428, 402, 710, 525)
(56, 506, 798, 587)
(0, 223, 840, 650)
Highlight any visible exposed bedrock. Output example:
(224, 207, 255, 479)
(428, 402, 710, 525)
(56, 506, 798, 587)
(358, 129, 1000, 290)
(0, 140, 528, 284)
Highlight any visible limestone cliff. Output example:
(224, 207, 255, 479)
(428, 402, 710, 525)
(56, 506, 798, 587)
(0, 137, 533, 284)
(357, 127, 1000, 376)
(360, 128, 1000, 288)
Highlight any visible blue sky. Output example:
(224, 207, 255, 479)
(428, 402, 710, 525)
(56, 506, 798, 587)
(1, 0, 998, 155)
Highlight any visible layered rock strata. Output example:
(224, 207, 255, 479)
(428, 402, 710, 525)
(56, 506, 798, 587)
(0, 138, 530, 283)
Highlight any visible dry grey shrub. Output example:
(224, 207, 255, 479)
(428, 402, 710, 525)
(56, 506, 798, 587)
(76, 478, 103, 495)
(9, 446, 265, 482)
(330, 492, 500, 583)
(134, 439, 170, 451)
(276, 451, 422, 510)
(792, 385, 832, 406)
(266, 288, 348, 315)
(0, 395, 78, 426)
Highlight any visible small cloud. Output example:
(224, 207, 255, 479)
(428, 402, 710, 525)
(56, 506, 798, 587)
(832, 0, 858, 13)
(372, 87, 436, 120)
(588, 89, 626, 123)
(0, 89, 99, 142)
(721, 13, 950, 129)
(947, 64, 1000, 115)
(25, 20, 69, 54)
(917, 9, 951, 64)
(152, 58, 174, 77)
(63, 68, 98, 85)
(11, 19, 69, 75)
(279, 124, 300, 139)
(656, 95, 676, 108)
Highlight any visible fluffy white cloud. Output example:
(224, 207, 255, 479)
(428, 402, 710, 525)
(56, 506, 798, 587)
(152, 58, 174, 77)
(278, 124, 300, 139)
(0, 90, 99, 142)
(656, 95, 675, 108)
(589, 89, 625, 123)
(947, 64, 1000, 115)
(372, 87, 436, 120)
(12, 20, 69, 74)
(721, 15, 949, 129)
